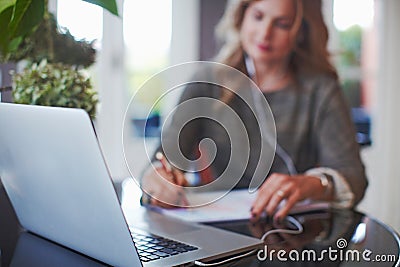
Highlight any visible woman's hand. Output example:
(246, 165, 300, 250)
(141, 165, 188, 209)
(251, 173, 331, 221)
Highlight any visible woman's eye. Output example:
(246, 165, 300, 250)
(275, 21, 292, 29)
(253, 11, 263, 21)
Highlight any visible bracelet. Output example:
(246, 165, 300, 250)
(140, 192, 153, 205)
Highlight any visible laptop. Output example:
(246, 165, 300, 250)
(0, 103, 262, 267)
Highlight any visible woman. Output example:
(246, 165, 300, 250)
(141, 0, 368, 221)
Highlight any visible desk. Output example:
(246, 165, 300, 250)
(1, 184, 399, 267)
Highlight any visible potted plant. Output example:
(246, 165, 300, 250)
(12, 59, 98, 118)
(0, 0, 117, 118)
(0, 0, 118, 60)
(9, 11, 99, 118)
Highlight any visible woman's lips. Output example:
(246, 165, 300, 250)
(257, 43, 272, 52)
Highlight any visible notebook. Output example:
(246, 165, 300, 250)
(155, 189, 330, 223)
(0, 103, 262, 267)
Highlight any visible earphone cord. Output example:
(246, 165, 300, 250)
(193, 59, 304, 267)
(245, 56, 298, 175)
(251, 86, 298, 175)
(193, 215, 303, 266)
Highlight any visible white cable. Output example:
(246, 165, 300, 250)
(252, 87, 298, 175)
(246, 57, 298, 175)
(193, 216, 303, 266)
(260, 215, 303, 241)
(194, 60, 304, 266)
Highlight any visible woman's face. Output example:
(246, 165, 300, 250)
(240, 0, 298, 66)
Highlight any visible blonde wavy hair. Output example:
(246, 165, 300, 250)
(214, 0, 337, 79)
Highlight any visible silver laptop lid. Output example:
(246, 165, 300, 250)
(0, 103, 141, 267)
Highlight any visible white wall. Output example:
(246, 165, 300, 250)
(358, 0, 400, 231)
(320, 0, 400, 231)
(169, 0, 200, 65)
(96, 0, 131, 181)
(104, 0, 201, 182)
(163, 0, 200, 116)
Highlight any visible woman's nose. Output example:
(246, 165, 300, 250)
(259, 21, 273, 40)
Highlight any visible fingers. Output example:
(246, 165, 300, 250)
(142, 167, 188, 208)
(155, 164, 188, 188)
(274, 190, 301, 221)
(251, 173, 312, 221)
(251, 173, 287, 220)
(172, 168, 188, 186)
(156, 167, 175, 183)
(265, 184, 292, 215)
(149, 184, 187, 208)
(160, 168, 190, 206)
(150, 190, 187, 208)
(273, 176, 322, 220)
(251, 191, 274, 220)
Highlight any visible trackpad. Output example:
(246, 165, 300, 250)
(135, 211, 199, 235)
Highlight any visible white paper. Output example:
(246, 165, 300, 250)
(156, 189, 330, 223)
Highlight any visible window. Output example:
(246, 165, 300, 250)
(56, 0, 103, 92)
(123, 0, 172, 137)
(57, 0, 103, 48)
(332, 0, 375, 145)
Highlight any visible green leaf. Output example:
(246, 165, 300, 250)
(12, 60, 98, 118)
(8, 0, 32, 35)
(0, 0, 44, 59)
(0, 5, 13, 56)
(0, 0, 15, 14)
(82, 0, 119, 16)
(8, 35, 23, 51)
(9, 0, 44, 38)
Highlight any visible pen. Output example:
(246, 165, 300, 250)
(156, 152, 173, 173)
(155, 152, 189, 206)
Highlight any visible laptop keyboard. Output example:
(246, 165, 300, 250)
(131, 229, 199, 263)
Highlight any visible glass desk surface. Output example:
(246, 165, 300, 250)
(1, 184, 399, 267)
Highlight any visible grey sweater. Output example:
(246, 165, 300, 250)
(154, 71, 368, 205)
